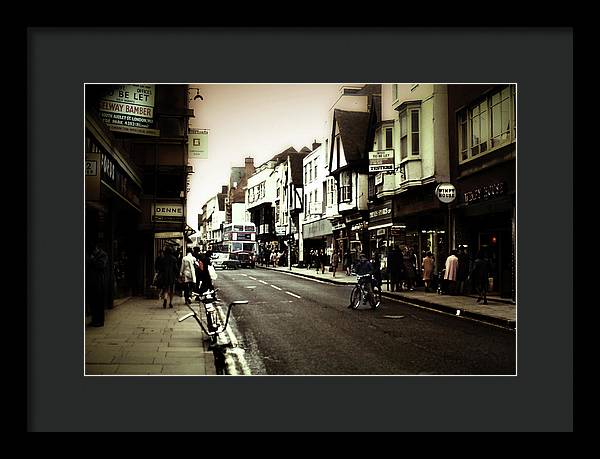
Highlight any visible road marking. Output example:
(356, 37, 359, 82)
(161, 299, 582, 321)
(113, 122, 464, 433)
(270, 285, 282, 291)
(215, 304, 252, 376)
(285, 291, 301, 299)
(279, 271, 331, 285)
(246, 286, 256, 289)
(248, 276, 257, 280)
(240, 273, 248, 277)
(258, 280, 268, 285)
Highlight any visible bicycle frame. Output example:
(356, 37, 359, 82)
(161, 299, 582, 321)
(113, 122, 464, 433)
(178, 289, 248, 338)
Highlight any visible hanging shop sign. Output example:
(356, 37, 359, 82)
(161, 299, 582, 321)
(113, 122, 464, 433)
(332, 222, 345, 231)
(463, 182, 506, 204)
(368, 150, 394, 173)
(309, 202, 323, 215)
(375, 172, 384, 186)
(188, 129, 209, 159)
(152, 203, 184, 222)
(435, 183, 457, 203)
(351, 222, 367, 232)
(276, 225, 287, 236)
(98, 84, 160, 137)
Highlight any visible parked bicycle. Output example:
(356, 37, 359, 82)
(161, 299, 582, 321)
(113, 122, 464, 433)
(349, 273, 381, 310)
(178, 288, 248, 347)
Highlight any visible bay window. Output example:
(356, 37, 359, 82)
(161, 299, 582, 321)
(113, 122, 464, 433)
(458, 85, 516, 163)
(339, 171, 352, 203)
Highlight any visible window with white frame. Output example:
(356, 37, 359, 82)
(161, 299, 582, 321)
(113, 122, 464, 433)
(399, 106, 420, 160)
(385, 126, 394, 149)
(326, 177, 336, 206)
(339, 171, 352, 203)
(458, 85, 516, 163)
(313, 162, 318, 181)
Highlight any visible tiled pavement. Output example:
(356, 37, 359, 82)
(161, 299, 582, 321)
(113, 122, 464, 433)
(85, 295, 217, 376)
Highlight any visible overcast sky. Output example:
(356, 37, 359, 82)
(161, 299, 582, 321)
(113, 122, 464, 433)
(186, 83, 346, 230)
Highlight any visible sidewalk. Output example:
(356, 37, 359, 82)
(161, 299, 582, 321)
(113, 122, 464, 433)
(85, 295, 217, 376)
(257, 264, 516, 330)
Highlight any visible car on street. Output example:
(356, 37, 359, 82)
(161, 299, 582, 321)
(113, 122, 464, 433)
(237, 252, 256, 268)
(211, 252, 242, 270)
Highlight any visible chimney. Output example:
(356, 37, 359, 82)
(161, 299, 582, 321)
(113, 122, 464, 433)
(245, 157, 255, 176)
(312, 139, 321, 151)
(222, 185, 228, 194)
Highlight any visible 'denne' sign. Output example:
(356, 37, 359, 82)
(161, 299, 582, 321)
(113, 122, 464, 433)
(152, 203, 184, 221)
(435, 183, 456, 204)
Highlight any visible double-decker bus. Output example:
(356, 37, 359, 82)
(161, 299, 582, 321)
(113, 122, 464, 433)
(215, 223, 257, 268)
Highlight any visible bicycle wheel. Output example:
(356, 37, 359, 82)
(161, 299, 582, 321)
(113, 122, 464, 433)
(349, 286, 362, 309)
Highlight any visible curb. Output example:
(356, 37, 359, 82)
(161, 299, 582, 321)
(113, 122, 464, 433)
(257, 265, 515, 330)
(380, 291, 516, 331)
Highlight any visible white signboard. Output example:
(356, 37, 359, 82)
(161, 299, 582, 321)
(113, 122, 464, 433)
(276, 225, 287, 236)
(435, 183, 457, 203)
(99, 84, 159, 136)
(152, 203, 184, 221)
(189, 129, 209, 159)
(369, 150, 394, 173)
(309, 202, 322, 215)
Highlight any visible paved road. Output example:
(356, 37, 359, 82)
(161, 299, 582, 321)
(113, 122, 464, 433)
(212, 267, 516, 376)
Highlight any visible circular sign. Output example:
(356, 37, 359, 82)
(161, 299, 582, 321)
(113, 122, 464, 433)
(435, 183, 457, 204)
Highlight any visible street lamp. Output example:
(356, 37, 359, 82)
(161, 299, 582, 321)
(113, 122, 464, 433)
(188, 87, 204, 101)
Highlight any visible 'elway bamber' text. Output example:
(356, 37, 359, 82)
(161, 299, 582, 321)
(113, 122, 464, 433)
(99, 100, 153, 117)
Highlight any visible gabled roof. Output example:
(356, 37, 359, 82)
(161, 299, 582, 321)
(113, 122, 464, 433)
(334, 109, 371, 163)
(289, 151, 309, 185)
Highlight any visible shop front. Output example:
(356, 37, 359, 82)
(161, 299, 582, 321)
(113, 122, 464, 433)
(303, 218, 333, 268)
(86, 132, 143, 304)
(345, 211, 369, 261)
(391, 184, 449, 276)
(454, 175, 515, 300)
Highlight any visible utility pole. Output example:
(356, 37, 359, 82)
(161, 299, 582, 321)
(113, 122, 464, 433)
(287, 155, 292, 271)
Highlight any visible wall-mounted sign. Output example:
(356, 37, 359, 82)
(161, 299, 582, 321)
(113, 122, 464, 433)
(332, 222, 345, 231)
(464, 182, 506, 204)
(375, 173, 384, 186)
(368, 150, 394, 173)
(309, 202, 322, 215)
(276, 225, 287, 236)
(152, 203, 184, 222)
(99, 84, 160, 137)
(188, 129, 209, 159)
(435, 183, 457, 204)
(369, 201, 393, 222)
(85, 153, 101, 201)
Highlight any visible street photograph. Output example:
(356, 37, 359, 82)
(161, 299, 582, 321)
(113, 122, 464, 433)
(84, 82, 517, 376)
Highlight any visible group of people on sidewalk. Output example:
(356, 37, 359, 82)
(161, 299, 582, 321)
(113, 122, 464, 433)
(153, 246, 216, 309)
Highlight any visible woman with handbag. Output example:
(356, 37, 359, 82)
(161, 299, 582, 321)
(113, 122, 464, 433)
(156, 246, 179, 309)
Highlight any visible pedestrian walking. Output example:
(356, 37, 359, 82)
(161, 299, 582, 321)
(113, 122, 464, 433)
(319, 249, 326, 274)
(179, 248, 197, 305)
(403, 247, 417, 291)
(422, 251, 435, 292)
(331, 250, 340, 277)
(344, 251, 353, 276)
(444, 250, 459, 295)
(457, 245, 470, 295)
(87, 240, 109, 327)
(387, 245, 401, 292)
(469, 250, 491, 305)
(372, 251, 382, 290)
(156, 245, 179, 308)
(197, 251, 215, 296)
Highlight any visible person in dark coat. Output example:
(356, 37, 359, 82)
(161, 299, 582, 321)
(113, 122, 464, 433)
(156, 245, 179, 308)
(469, 251, 491, 305)
(387, 245, 402, 292)
(344, 251, 353, 276)
(372, 251, 382, 290)
(197, 251, 215, 296)
(87, 241, 109, 327)
(403, 247, 417, 291)
(456, 245, 470, 295)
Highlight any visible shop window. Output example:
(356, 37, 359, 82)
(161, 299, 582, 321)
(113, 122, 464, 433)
(458, 85, 516, 164)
